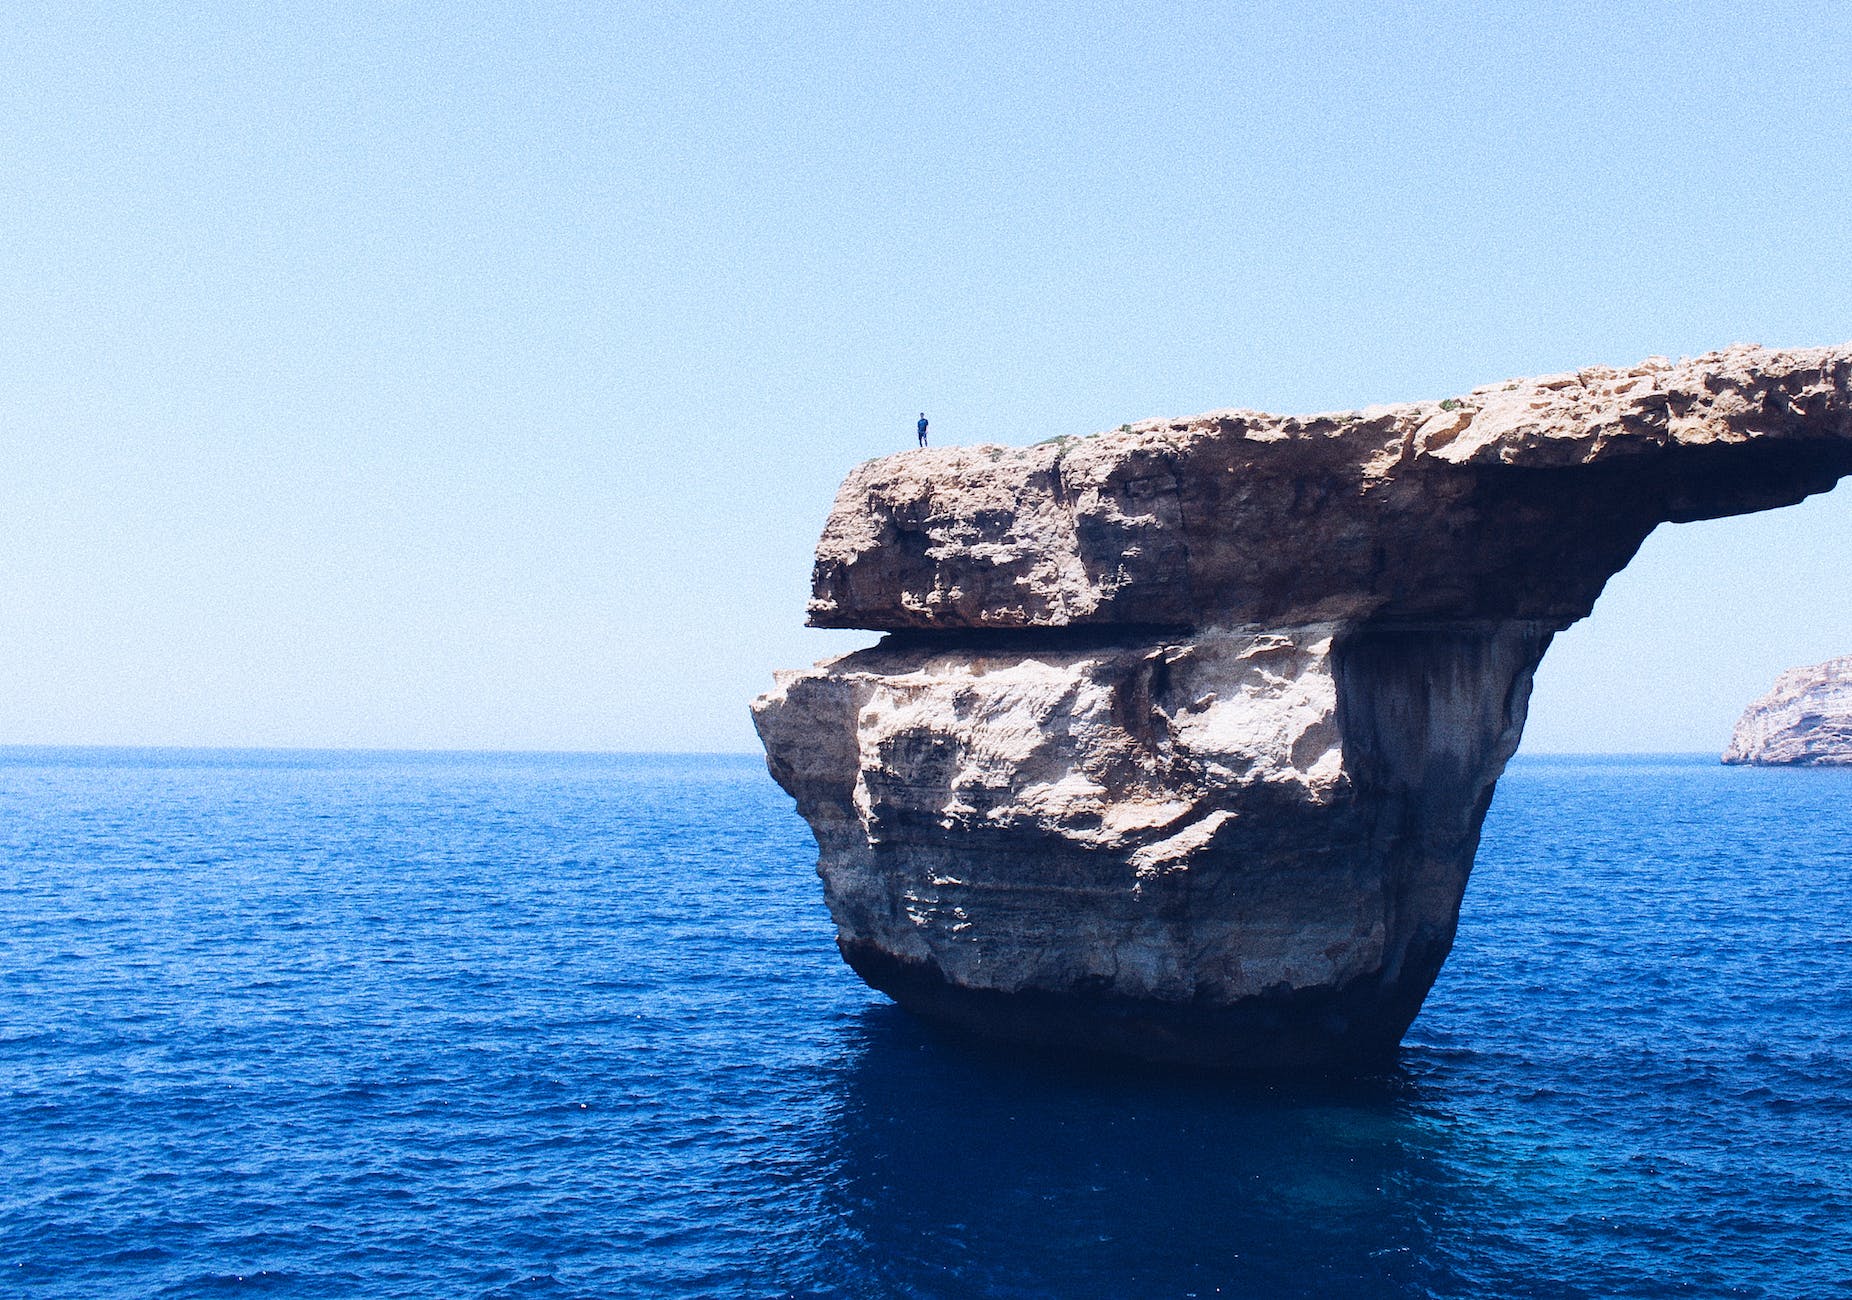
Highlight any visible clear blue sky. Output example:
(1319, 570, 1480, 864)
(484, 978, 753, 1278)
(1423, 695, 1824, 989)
(3, 1, 1849, 752)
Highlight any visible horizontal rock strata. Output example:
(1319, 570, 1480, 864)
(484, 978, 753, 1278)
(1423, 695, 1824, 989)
(755, 344, 1852, 1069)
(1724, 655, 1852, 766)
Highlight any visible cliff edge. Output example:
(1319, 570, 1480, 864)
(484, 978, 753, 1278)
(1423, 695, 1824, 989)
(1724, 656, 1852, 766)
(754, 343, 1852, 1069)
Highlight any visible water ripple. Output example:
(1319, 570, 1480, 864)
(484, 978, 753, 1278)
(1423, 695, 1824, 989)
(2, 749, 1851, 1296)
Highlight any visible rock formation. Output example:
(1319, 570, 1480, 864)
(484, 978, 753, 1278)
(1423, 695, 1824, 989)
(753, 343, 1852, 1069)
(1724, 655, 1852, 765)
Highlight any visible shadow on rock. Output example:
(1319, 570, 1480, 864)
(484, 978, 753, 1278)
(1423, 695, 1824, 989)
(802, 1005, 1481, 1300)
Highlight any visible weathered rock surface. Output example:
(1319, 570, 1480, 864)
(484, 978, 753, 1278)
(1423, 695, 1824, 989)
(754, 344, 1852, 1070)
(1724, 655, 1852, 766)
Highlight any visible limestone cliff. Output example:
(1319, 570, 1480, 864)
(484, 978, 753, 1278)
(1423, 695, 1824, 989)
(1724, 655, 1852, 766)
(754, 343, 1852, 1069)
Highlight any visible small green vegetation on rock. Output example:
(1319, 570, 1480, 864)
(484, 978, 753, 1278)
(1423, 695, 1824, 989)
(1440, 398, 1461, 411)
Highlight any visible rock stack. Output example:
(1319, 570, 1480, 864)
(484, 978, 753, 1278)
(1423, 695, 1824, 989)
(1724, 656, 1852, 766)
(755, 344, 1852, 1069)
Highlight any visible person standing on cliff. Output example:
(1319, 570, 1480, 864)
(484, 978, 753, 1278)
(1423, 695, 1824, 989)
(917, 413, 929, 448)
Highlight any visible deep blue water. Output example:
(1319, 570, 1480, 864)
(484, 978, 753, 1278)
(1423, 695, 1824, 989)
(4, 750, 1852, 1298)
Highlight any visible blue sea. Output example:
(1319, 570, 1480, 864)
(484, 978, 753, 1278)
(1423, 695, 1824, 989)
(4, 749, 1852, 1298)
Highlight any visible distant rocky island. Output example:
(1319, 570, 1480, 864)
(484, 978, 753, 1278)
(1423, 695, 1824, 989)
(754, 343, 1852, 1070)
(1724, 656, 1852, 766)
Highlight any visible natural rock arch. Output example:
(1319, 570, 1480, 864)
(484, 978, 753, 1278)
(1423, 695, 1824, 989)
(753, 344, 1852, 1069)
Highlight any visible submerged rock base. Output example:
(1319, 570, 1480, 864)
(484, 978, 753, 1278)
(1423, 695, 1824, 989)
(755, 345, 1852, 1069)
(840, 937, 1443, 1069)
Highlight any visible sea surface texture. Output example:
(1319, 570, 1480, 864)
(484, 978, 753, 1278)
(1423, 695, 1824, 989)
(3, 750, 1851, 1299)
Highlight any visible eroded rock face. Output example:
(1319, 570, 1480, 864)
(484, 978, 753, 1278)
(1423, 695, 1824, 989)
(755, 344, 1852, 1069)
(1724, 656, 1852, 766)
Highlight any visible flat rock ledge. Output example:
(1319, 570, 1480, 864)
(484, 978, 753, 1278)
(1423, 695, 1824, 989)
(1724, 655, 1852, 766)
(755, 344, 1852, 1070)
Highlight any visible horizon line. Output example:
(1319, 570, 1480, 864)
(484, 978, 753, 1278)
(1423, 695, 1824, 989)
(0, 742, 1730, 760)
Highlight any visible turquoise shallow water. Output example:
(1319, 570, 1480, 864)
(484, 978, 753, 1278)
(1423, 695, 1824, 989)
(3, 748, 1851, 1297)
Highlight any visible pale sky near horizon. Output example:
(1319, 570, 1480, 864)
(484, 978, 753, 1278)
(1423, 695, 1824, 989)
(4, 1, 1850, 753)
